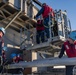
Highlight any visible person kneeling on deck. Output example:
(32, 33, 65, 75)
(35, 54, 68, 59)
(9, 53, 23, 74)
(58, 31, 76, 75)
(11, 53, 23, 63)
(36, 19, 45, 44)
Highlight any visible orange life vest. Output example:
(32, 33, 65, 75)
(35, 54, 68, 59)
(42, 5, 54, 18)
(64, 41, 76, 58)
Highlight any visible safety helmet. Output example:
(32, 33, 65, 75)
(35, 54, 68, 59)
(69, 31, 76, 41)
(2, 47, 7, 51)
(42, 3, 46, 6)
(11, 53, 16, 58)
(0, 27, 5, 35)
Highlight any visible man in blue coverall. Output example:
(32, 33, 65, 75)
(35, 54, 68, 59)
(35, 3, 54, 40)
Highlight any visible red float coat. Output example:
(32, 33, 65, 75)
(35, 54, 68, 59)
(14, 56, 23, 63)
(36, 20, 45, 31)
(64, 41, 76, 57)
(42, 5, 54, 18)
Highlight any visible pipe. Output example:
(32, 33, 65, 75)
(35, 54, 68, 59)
(7, 57, 76, 69)
(32, 0, 42, 7)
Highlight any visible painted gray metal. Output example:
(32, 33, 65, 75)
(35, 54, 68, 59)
(7, 57, 76, 69)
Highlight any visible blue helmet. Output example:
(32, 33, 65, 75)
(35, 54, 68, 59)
(11, 53, 16, 58)
(69, 31, 76, 40)
(2, 47, 7, 51)
(0, 27, 5, 35)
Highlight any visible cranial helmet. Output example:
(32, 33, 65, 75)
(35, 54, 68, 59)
(11, 53, 16, 58)
(42, 3, 46, 6)
(69, 31, 76, 40)
(0, 27, 5, 35)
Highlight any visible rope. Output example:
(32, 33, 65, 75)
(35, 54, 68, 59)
(43, 17, 55, 28)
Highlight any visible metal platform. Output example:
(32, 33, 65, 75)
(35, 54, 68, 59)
(26, 42, 61, 53)
(0, 1, 37, 32)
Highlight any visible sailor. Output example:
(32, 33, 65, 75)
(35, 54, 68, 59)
(34, 3, 55, 40)
(58, 31, 76, 75)
(11, 53, 23, 63)
(36, 19, 45, 44)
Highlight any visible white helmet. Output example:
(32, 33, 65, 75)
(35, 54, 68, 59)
(69, 31, 76, 41)
(0, 27, 5, 35)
